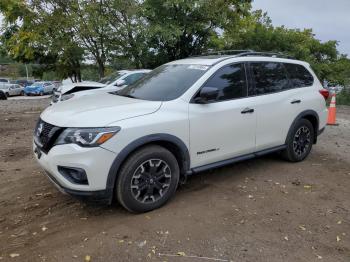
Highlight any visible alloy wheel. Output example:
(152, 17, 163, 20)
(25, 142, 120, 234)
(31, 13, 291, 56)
(130, 159, 171, 204)
(293, 126, 311, 157)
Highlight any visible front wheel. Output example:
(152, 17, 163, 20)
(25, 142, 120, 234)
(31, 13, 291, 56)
(116, 145, 180, 213)
(282, 119, 314, 162)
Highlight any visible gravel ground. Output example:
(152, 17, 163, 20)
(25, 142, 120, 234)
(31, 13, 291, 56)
(0, 98, 349, 262)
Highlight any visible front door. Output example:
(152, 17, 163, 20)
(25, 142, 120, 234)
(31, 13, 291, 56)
(189, 63, 257, 168)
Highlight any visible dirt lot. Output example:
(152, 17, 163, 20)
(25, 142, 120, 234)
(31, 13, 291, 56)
(0, 98, 349, 262)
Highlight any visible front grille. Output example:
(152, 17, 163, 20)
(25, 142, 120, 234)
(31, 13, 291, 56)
(34, 119, 64, 153)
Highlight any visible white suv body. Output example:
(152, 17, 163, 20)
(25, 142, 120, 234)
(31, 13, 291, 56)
(33, 54, 328, 212)
(51, 70, 150, 104)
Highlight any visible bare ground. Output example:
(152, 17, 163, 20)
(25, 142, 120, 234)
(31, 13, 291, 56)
(0, 99, 349, 262)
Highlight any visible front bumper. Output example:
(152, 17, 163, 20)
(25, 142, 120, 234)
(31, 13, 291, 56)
(33, 142, 117, 203)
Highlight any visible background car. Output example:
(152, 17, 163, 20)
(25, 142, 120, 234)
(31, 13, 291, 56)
(0, 89, 7, 100)
(24, 82, 55, 96)
(11, 79, 34, 87)
(0, 83, 24, 97)
(52, 69, 150, 104)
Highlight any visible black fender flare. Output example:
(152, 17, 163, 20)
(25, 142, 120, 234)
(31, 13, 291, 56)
(105, 133, 190, 199)
(285, 110, 319, 145)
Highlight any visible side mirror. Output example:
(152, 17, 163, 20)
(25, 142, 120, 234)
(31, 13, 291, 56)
(115, 79, 126, 87)
(194, 86, 219, 104)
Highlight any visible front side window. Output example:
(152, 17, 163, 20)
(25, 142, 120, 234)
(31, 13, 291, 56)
(200, 63, 247, 102)
(116, 64, 209, 101)
(250, 62, 289, 95)
(284, 63, 314, 88)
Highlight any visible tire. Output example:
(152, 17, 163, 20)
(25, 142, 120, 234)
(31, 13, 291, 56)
(116, 145, 180, 213)
(39, 91, 44, 96)
(20, 91, 24, 96)
(5, 92, 9, 97)
(282, 119, 314, 162)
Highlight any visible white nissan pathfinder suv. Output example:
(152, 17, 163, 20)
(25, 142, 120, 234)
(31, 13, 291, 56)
(33, 51, 329, 213)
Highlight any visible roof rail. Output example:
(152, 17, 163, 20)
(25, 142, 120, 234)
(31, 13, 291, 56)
(236, 51, 295, 59)
(191, 50, 295, 59)
(190, 49, 254, 57)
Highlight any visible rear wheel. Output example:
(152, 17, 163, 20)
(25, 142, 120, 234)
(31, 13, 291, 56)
(116, 145, 180, 213)
(20, 91, 24, 96)
(5, 92, 9, 97)
(282, 119, 314, 162)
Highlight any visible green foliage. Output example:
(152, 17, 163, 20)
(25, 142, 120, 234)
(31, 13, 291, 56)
(42, 70, 59, 81)
(143, 0, 252, 66)
(81, 65, 100, 82)
(337, 88, 350, 106)
(0, 1, 349, 85)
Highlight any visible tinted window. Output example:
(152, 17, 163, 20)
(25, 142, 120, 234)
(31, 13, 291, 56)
(250, 62, 289, 95)
(202, 63, 247, 101)
(117, 64, 209, 101)
(284, 63, 314, 87)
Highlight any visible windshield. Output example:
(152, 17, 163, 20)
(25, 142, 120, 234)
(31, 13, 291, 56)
(116, 64, 209, 101)
(99, 71, 123, 85)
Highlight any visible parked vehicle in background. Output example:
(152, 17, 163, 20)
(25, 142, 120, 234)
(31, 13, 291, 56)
(33, 51, 328, 213)
(11, 79, 34, 87)
(51, 69, 150, 104)
(0, 78, 10, 84)
(0, 90, 7, 100)
(24, 82, 55, 96)
(0, 78, 11, 89)
(51, 81, 62, 91)
(0, 84, 24, 97)
(51, 81, 106, 104)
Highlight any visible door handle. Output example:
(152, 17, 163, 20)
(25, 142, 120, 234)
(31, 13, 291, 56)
(241, 108, 254, 114)
(291, 99, 301, 104)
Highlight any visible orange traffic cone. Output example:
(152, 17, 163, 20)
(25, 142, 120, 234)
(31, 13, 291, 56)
(327, 93, 338, 126)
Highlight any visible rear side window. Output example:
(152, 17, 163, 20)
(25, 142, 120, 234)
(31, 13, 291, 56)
(284, 63, 314, 87)
(203, 63, 247, 101)
(250, 62, 289, 95)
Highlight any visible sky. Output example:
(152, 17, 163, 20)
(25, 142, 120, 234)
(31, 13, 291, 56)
(252, 0, 350, 56)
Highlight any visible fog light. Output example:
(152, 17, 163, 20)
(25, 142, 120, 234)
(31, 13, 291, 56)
(58, 166, 88, 185)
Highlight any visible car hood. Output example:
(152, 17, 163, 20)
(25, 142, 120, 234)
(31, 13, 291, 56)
(59, 81, 106, 94)
(41, 93, 162, 127)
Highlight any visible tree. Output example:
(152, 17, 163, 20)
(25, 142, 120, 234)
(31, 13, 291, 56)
(142, 0, 252, 66)
(221, 10, 347, 83)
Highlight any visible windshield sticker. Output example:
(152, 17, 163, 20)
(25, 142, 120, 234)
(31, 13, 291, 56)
(188, 65, 209, 71)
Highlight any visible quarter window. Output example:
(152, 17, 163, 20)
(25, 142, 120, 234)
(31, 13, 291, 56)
(202, 63, 247, 102)
(250, 62, 289, 95)
(284, 63, 314, 87)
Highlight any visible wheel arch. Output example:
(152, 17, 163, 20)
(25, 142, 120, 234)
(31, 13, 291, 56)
(106, 133, 190, 200)
(285, 110, 319, 145)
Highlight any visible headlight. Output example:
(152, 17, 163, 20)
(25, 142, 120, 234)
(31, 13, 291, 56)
(55, 127, 121, 147)
(60, 93, 74, 101)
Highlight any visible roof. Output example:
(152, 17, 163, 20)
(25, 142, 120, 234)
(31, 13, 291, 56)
(168, 51, 307, 66)
(169, 56, 307, 67)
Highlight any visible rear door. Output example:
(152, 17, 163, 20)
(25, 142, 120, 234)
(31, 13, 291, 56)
(248, 62, 302, 151)
(189, 63, 257, 168)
